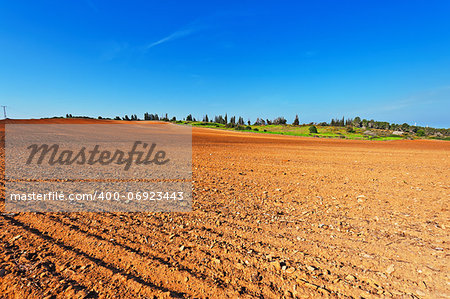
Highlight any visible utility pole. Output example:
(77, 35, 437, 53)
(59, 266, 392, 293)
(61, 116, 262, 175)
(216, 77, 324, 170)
(1, 106, 6, 119)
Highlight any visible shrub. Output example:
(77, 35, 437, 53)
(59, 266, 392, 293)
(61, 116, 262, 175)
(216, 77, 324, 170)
(245, 126, 252, 130)
(253, 128, 259, 131)
(309, 125, 318, 133)
(346, 126, 355, 133)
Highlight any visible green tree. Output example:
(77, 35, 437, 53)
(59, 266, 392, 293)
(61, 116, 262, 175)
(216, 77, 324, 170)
(401, 123, 410, 132)
(352, 117, 361, 127)
(362, 119, 368, 128)
(293, 114, 300, 126)
(273, 117, 287, 125)
(416, 129, 425, 136)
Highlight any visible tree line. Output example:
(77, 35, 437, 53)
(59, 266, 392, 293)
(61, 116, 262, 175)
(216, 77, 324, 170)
(63, 113, 449, 137)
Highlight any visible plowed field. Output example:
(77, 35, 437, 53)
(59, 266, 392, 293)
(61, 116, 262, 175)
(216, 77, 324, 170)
(1, 119, 449, 298)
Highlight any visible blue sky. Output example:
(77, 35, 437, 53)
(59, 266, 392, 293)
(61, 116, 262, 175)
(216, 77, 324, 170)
(1, 1, 449, 127)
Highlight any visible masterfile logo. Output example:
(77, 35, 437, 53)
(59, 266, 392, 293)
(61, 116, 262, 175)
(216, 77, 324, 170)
(26, 141, 170, 171)
(5, 123, 192, 212)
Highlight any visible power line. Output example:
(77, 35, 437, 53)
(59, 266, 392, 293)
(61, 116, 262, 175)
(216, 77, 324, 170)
(0, 106, 6, 119)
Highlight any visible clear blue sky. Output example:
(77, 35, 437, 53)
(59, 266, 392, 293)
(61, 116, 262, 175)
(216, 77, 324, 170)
(1, 1, 449, 127)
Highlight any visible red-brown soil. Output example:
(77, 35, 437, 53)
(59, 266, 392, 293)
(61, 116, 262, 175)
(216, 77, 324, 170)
(0, 119, 448, 298)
